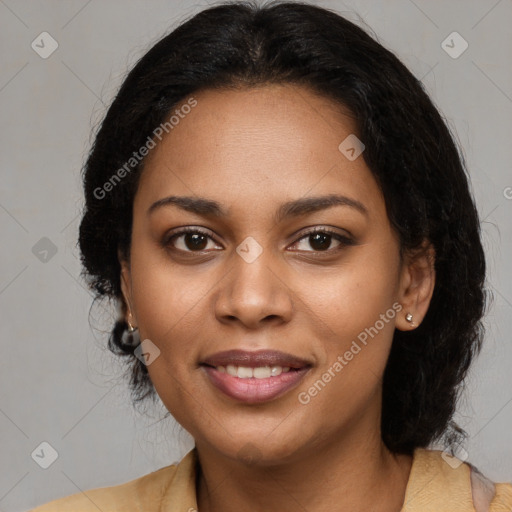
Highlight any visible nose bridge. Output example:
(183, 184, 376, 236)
(215, 236, 293, 327)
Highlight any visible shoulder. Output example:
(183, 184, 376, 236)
(469, 464, 512, 512)
(405, 448, 512, 512)
(30, 463, 179, 512)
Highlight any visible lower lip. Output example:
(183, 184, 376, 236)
(201, 366, 310, 404)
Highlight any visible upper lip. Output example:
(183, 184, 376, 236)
(201, 349, 312, 369)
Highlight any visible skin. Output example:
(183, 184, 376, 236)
(119, 83, 436, 512)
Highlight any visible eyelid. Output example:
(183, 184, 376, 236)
(289, 226, 355, 253)
(162, 225, 355, 255)
(162, 226, 221, 248)
(290, 225, 354, 242)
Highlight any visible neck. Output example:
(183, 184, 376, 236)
(195, 410, 413, 512)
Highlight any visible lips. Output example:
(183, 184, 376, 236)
(202, 349, 311, 369)
(200, 349, 312, 404)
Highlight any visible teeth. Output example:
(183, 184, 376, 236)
(270, 366, 282, 377)
(253, 366, 271, 379)
(237, 366, 253, 378)
(219, 365, 291, 378)
(226, 365, 238, 377)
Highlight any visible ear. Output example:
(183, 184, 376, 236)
(118, 248, 137, 326)
(395, 240, 435, 331)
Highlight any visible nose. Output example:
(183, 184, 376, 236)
(214, 246, 294, 330)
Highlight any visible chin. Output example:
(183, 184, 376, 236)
(203, 433, 306, 467)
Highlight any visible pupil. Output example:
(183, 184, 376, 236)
(310, 233, 330, 251)
(186, 233, 207, 250)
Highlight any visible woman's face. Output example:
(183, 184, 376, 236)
(120, 83, 434, 464)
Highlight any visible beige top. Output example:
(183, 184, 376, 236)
(31, 447, 512, 511)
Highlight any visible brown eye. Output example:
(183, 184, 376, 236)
(181, 232, 209, 251)
(163, 228, 221, 253)
(308, 232, 332, 251)
(291, 227, 354, 253)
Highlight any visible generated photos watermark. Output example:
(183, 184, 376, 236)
(298, 302, 403, 404)
(93, 96, 198, 200)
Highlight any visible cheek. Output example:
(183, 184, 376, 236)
(127, 251, 211, 390)
(295, 247, 400, 393)
(300, 254, 399, 335)
(129, 243, 203, 334)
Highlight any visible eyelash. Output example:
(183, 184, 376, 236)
(162, 226, 355, 256)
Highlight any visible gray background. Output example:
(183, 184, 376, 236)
(0, 0, 511, 510)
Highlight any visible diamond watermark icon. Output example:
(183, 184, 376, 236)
(31, 32, 59, 59)
(32, 237, 58, 263)
(441, 445, 469, 469)
(236, 236, 263, 263)
(441, 31, 468, 59)
(31, 441, 59, 469)
(134, 339, 161, 365)
(338, 134, 365, 161)
(237, 442, 263, 464)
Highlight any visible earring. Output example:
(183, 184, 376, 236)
(123, 316, 139, 347)
(405, 313, 413, 322)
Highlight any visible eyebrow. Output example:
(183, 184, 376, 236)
(147, 194, 368, 221)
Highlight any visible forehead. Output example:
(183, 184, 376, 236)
(135, 83, 385, 221)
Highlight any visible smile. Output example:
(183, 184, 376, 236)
(200, 349, 312, 404)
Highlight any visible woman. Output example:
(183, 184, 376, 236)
(31, 1, 512, 511)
